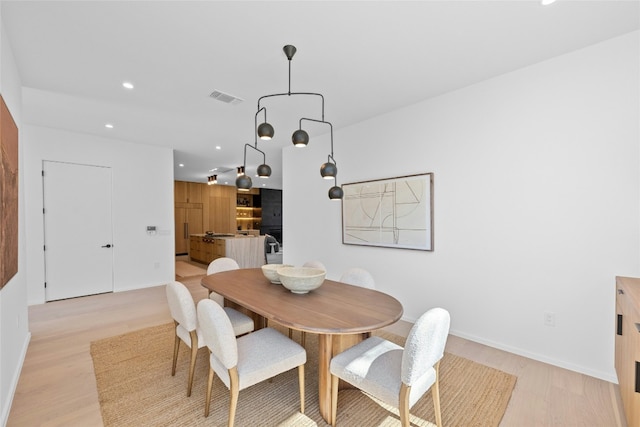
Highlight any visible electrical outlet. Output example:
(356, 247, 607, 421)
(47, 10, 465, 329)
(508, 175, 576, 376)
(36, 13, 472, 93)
(544, 312, 556, 327)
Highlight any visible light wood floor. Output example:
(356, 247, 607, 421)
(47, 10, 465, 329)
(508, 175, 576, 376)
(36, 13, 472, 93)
(7, 272, 627, 427)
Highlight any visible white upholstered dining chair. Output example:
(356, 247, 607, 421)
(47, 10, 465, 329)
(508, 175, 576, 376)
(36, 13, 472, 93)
(197, 299, 307, 426)
(303, 260, 326, 271)
(329, 307, 451, 427)
(165, 281, 254, 397)
(207, 257, 240, 305)
(339, 267, 376, 289)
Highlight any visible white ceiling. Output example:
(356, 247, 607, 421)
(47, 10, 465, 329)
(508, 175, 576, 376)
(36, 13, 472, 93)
(2, 1, 638, 188)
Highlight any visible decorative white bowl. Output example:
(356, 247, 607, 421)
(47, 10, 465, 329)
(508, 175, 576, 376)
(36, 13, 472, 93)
(261, 264, 294, 284)
(277, 267, 326, 294)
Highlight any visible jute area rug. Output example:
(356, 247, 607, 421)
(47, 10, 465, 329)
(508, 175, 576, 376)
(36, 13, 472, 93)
(175, 261, 206, 278)
(90, 323, 516, 427)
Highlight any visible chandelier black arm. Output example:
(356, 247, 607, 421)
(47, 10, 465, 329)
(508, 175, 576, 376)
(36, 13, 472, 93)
(243, 143, 267, 169)
(254, 106, 267, 145)
(258, 92, 326, 121)
(298, 117, 334, 158)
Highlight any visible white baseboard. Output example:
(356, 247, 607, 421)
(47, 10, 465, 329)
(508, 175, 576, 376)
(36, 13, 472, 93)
(450, 328, 618, 384)
(1, 331, 31, 427)
(399, 314, 617, 383)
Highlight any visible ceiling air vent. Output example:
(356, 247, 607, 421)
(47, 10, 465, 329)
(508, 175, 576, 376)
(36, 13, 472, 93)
(209, 90, 244, 105)
(209, 167, 234, 174)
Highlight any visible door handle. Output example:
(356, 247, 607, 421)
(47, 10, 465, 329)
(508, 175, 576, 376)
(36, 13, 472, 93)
(101, 244, 112, 248)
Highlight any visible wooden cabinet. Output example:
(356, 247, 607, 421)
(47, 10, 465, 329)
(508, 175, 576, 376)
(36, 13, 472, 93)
(214, 239, 226, 259)
(175, 181, 203, 204)
(206, 184, 236, 234)
(615, 276, 640, 427)
(175, 206, 203, 255)
(190, 235, 265, 267)
(174, 181, 238, 253)
(189, 237, 226, 264)
(189, 235, 202, 261)
(174, 181, 204, 255)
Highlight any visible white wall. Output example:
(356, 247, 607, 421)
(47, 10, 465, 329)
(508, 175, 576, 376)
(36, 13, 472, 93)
(23, 125, 176, 304)
(283, 31, 640, 382)
(0, 13, 29, 426)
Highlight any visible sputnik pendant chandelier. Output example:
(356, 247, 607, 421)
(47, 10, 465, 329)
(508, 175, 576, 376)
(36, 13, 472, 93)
(235, 44, 343, 200)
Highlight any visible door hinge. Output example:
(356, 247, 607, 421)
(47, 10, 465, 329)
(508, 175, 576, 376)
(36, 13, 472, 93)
(43, 208, 45, 214)
(41, 170, 44, 177)
(43, 245, 46, 251)
(44, 282, 47, 288)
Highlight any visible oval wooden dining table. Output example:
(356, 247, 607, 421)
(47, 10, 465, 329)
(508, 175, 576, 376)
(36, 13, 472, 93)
(201, 267, 403, 423)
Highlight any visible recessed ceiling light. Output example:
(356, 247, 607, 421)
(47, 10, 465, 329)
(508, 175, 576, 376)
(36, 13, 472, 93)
(179, 164, 184, 167)
(215, 146, 221, 150)
(209, 168, 218, 172)
(105, 123, 114, 129)
(122, 81, 134, 89)
(541, 0, 556, 5)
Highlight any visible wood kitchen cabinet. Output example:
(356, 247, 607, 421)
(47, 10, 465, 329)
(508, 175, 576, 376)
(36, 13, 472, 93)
(190, 235, 264, 267)
(205, 184, 236, 234)
(175, 206, 202, 255)
(189, 235, 202, 261)
(174, 181, 204, 255)
(174, 181, 239, 254)
(175, 181, 203, 204)
(189, 236, 226, 264)
(615, 276, 640, 427)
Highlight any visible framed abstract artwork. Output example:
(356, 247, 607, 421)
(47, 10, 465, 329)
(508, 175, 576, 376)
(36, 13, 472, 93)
(342, 173, 433, 251)
(0, 95, 18, 289)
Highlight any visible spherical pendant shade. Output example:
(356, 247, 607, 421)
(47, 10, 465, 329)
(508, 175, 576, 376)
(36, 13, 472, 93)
(257, 122, 274, 140)
(257, 163, 272, 178)
(236, 174, 252, 190)
(292, 129, 309, 147)
(328, 185, 344, 200)
(320, 162, 337, 179)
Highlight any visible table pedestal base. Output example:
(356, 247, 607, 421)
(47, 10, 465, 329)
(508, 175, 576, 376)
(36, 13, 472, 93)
(318, 333, 370, 423)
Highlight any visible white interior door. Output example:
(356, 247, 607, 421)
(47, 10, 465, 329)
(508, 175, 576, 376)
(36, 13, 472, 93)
(43, 161, 114, 301)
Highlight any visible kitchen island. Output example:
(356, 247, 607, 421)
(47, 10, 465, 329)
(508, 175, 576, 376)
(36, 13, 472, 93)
(189, 234, 265, 268)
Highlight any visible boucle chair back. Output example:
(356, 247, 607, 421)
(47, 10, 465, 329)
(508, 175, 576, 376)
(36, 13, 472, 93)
(197, 299, 238, 369)
(207, 257, 240, 275)
(339, 267, 375, 289)
(401, 307, 450, 386)
(303, 260, 326, 271)
(207, 257, 240, 306)
(166, 281, 197, 332)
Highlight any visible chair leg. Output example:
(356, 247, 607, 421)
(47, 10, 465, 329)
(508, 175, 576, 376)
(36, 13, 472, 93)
(204, 367, 215, 417)
(228, 367, 240, 427)
(301, 331, 306, 347)
(330, 374, 339, 426)
(399, 383, 411, 427)
(432, 361, 443, 427)
(171, 323, 180, 376)
(298, 364, 305, 414)
(187, 330, 198, 397)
